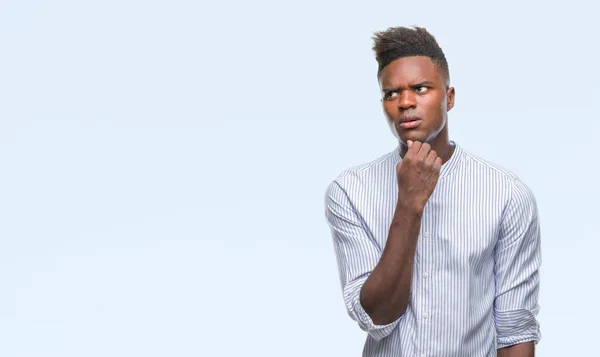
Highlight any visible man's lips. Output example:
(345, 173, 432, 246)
(399, 115, 422, 129)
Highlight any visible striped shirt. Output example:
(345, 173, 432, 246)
(324, 142, 541, 357)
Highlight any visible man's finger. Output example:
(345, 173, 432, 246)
(426, 150, 438, 165)
(418, 142, 431, 159)
(408, 140, 422, 155)
(434, 156, 442, 170)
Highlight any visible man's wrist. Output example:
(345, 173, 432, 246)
(395, 199, 425, 218)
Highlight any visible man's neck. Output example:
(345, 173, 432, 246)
(433, 140, 455, 164)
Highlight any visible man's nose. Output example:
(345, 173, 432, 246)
(398, 90, 416, 110)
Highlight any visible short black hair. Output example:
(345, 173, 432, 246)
(372, 26, 450, 83)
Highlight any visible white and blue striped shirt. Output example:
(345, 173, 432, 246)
(324, 142, 541, 357)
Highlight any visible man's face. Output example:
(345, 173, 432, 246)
(379, 56, 455, 144)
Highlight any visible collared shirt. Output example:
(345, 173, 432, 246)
(324, 142, 541, 357)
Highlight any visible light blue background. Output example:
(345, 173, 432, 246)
(1, 1, 597, 356)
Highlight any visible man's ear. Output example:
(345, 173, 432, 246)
(447, 86, 455, 111)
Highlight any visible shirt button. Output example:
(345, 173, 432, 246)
(423, 231, 429, 238)
(423, 313, 428, 319)
(421, 354, 426, 357)
(423, 272, 428, 279)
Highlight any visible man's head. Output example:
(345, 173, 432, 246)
(372, 26, 455, 146)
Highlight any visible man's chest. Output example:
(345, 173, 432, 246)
(358, 179, 507, 268)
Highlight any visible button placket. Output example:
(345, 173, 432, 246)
(419, 213, 431, 356)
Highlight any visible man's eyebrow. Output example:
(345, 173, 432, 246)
(382, 81, 436, 92)
(413, 81, 435, 87)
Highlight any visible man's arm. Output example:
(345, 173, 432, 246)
(324, 180, 420, 341)
(325, 141, 441, 340)
(494, 174, 542, 356)
(359, 201, 422, 325)
(497, 342, 534, 357)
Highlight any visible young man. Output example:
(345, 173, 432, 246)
(324, 26, 541, 357)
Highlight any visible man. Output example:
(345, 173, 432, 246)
(324, 26, 541, 357)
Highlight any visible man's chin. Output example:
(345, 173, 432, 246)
(389, 123, 432, 144)
(398, 131, 428, 144)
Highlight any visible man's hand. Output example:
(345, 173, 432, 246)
(396, 140, 442, 212)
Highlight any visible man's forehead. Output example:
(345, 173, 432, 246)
(379, 56, 441, 86)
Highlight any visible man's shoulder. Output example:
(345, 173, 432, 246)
(460, 147, 535, 197)
(461, 147, 521, 182)
(328, 147, 398, 189)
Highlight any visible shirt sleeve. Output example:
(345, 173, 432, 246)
(494, 174, 542, 348)
(324, 179, 402, 341)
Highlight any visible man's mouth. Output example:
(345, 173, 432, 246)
(399, 115, 422, 129)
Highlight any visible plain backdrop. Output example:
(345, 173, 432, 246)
(1, 1, 598, 356)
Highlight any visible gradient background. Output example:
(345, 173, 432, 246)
(1, 1, 598, 356)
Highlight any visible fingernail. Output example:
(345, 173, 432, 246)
(407, 140, 413, 146)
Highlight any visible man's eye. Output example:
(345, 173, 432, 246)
(416, 86, 428, 93)
(385, 92, 398, 99)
